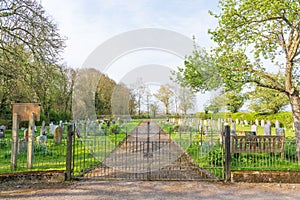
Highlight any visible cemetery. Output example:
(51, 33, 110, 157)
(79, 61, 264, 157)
(1, 0, 300, 199)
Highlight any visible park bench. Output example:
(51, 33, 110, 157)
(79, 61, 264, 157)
(229, 134, 285, 158)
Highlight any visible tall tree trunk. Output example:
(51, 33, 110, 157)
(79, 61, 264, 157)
(289, 93, 300, 162)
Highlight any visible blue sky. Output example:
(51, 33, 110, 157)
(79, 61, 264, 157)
(42, 0, 219, 69)
(42, 0, 220, 112)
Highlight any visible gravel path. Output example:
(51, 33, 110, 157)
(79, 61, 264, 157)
(1, 181, 300, 200)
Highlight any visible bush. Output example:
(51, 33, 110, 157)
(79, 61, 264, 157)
(230, 112, 293, 128)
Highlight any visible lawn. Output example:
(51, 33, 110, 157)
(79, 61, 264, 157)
(0, 119, 141, 174)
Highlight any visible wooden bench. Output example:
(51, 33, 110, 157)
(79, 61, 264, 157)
(229, 135, 285, 158)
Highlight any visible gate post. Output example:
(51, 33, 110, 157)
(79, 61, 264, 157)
(66, 124, 74, 181)
(11, 113, 19, 170)
(27, 113, 35, 169)
(224, 125, 231, 182)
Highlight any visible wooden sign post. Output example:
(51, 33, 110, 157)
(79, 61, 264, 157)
(11, 103, 40, 170)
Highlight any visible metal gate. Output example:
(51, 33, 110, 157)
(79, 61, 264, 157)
(69, 119, 224, 181)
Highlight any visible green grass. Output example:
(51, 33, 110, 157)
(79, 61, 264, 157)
(0, 119, 141, 175)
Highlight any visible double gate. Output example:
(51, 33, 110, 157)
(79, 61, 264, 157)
(67, 120, 224, 181)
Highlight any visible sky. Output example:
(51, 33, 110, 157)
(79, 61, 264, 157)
(41, 0, 220, 113)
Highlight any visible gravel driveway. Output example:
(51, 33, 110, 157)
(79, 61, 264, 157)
(1, 180, 300, 200)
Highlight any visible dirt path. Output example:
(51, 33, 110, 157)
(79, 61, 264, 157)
(1, 181, 300, 200)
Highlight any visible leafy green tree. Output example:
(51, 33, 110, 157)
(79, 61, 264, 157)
(178, 0, 300, 159)
(208, 0, 300, 159)
(248, 86, 289, 114)
(225, 91, 245, 113)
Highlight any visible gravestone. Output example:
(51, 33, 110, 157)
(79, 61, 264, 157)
(36, 135, 47, 144)
(18, 139, 27, 153)
(0, 125, 5, 138)
(251, 124, 257, 135)
(54, 126, 63, 144)
(40, 121, 47, 135)
(244, 120, 248, 126)
(264, 124, 272, 136)
(261, 120, 265, 127)
(267, 120, 271, 125)
(255, 119, 259, 126)
(276, 128, 285, 136)
(49, 122, 55, 134)
(37, 121, 47, 144)
(236, 119, 239, 125)
(59, 120, 64, 132)
(231, 122, 236, 136)
(275, 120, 280, 129)
(229, 118, 233, 123)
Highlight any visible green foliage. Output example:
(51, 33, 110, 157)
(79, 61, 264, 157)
(230, 112, 294, 128)
(110, 124, 120, 134)
(247, 86, 290, 114)
(174, 44, 222, 93)
(203, 142, 223, 166)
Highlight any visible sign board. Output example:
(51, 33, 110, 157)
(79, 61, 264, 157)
(12, 103, 41, 121)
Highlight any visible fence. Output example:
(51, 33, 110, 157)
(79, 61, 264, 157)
(1, 121, 299, 182)
(0, 137, 67, 173)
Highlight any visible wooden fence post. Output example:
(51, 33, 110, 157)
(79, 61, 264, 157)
(66, 124, 74, 181)
(11, 113, 19, 170)
(27, 112, 35, 169)
(224, 125, 231, 182)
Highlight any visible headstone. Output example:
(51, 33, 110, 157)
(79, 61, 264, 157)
(229, 118, 233, 123)
(251, 124, 257, 135)
(18, 139, 27, 153)
(54, 126, 63, 144)
(275, 120, 280, 129)
(231, 122, 236, 136)
(49, 122, 55, 134)
(36, 135, 47, 144)
(60, 120, 65, 132)
(240, 120, 244, 126)
(276, 128, 285, 136)
(0, 125, 5, 138)
(244, 120, 248, 126)
(264, 124, 272, 136)
(255, 119, 259, 126)
(40, 121, 47, 135)
(236, 119, 239, 125)
(267, 120, 271, 125)
(261, 120, 265, 127)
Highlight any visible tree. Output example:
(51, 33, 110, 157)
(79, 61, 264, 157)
(154, 84, 174, 115)
(204, 95, 226, 113)
(225, 91, 245, 113)
(177, 0, 300, 160)
(0, 0, 64, 66)
(248, 86, 290, 114)
(178, 86, 196, 115)
(130, 78, 146, 117)
(208, 0, 300, 160)
(150, 102, 159, 118)
(0, 0, 66, 122)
